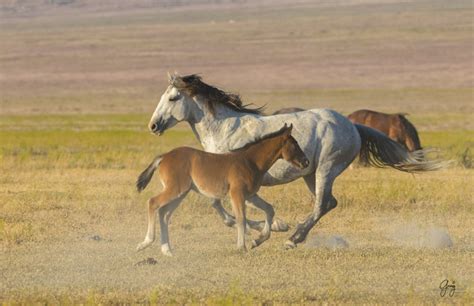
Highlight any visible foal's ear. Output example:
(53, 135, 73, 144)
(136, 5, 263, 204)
(167, 71, 173, 82)
(280, 123, 292, 136)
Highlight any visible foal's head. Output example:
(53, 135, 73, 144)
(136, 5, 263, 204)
(279, 124, 309, 169)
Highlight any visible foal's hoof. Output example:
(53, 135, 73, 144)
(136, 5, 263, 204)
(136, 241, 152, 252)
(271, 218, 289, 232)
(284, 240, 297, 250)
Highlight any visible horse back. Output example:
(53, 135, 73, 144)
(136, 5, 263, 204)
(348, 110, 393, 135)
(347, 110, 421, 152)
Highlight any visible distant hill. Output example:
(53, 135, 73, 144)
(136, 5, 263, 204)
(0, 0, 420, 18)
(0, 0, 249, 17)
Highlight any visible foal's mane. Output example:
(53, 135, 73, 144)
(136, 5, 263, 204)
(230, 125, 288, 152)
(170, 74, 263, 115)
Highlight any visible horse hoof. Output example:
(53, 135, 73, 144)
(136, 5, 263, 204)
(284, 240, 297, 250)
(251, 240, 259, 249)
(136, 241, 152, 252)
(271, 218, 289, 232)
(161, 244, 173, 257)
(223, 218, 236, 227)
(237, 246, 248, 253)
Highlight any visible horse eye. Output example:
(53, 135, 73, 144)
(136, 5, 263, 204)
(169, 94, 181, 102)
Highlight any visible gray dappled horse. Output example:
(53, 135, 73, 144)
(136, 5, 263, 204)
(146, 74, 442, 249)
(273, 107, 305, 115)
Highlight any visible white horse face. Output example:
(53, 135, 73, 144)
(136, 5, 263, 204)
(148, 85, 194, 135)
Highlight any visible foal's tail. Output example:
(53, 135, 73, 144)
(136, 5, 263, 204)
(136, 156, 162, 192)
(354, 124, 445, 172)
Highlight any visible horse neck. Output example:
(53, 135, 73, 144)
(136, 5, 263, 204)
(189, 102, 253, 152)
(242, 136, 284, 173)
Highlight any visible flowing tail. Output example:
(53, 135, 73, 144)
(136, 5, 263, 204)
(136, 156, 162, 192)
(355, 124, 445, 172)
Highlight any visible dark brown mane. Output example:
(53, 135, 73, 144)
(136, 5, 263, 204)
(230, 125, 288, 152)
(170, 74, 263, 115)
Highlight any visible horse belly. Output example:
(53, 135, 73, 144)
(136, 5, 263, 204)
(262, 162, 312, 186)
(192, 177, 228, 199)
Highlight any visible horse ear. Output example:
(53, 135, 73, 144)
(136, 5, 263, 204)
(288, 123, 293, 133)
(167, 71, 173, 83)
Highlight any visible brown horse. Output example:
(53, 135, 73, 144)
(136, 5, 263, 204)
(347, 109, 422, 152)
(136, 124, 309, 255)
(272, 107, 305, 115)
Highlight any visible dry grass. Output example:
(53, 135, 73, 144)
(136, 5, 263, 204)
(1, 117, 473, 304)
(0, 0, 473, 304)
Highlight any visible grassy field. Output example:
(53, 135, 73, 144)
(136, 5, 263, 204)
(1, 0, 473, 304)
(1, 115, 473, 304)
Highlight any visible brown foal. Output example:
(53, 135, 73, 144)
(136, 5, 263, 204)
(136, 124, 309, 256)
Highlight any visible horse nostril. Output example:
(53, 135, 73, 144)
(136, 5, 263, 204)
(151, 123, 158, 132)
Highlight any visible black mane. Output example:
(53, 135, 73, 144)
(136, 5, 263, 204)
(170, 74, 263, 115)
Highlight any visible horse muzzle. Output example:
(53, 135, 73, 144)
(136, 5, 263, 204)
(149, 118, 167, 135)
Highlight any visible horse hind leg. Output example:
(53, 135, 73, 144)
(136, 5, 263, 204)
(285, 176, 336, 249)
(158, 192, 187, 256)
(286, 161, 346, 249)
(136, 188, 184, 253)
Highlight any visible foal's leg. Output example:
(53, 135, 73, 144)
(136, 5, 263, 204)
(229, 190, 247, 251)
(247, 195, 275, 248)
(136, 188, 181, 252)
(158, 192, 187, 256)
(211, 197, 288, 232)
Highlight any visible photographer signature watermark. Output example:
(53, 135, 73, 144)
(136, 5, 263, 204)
(439, 279, 456, 297)
(439, 279, 464, 297)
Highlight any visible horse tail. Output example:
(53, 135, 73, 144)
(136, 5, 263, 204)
(398, 114, 422, 151)
(136, 155, 162, 192)
(354, 124, 444, 172)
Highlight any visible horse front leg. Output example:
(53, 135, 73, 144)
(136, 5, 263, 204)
(229, 190, 247, 251)
(211, 197, 288, 232)
(247, 195, 275, 248)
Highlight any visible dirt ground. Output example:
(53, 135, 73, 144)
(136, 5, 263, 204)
(1, 165, 473, 304)
(0, 0, 473, 304)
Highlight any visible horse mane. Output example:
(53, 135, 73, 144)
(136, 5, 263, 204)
(230, 125, 288, 152)
(170, 74, 263, 115)
(398, 114, 422, 150)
